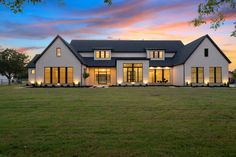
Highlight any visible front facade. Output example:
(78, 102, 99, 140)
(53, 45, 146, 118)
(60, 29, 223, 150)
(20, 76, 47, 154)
(27, 35, 231, 86)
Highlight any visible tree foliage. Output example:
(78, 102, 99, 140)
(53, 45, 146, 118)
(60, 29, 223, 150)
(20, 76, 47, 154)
(0, 49, 29, 84)
(192, 0, 236, 37)
(83, 72, 90, 80)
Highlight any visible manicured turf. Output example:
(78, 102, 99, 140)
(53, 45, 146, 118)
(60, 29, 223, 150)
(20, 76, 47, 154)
(0, 85, 235, 157)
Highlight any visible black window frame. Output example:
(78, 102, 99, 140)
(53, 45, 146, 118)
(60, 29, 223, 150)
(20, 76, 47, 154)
(204, 48, 208, 57)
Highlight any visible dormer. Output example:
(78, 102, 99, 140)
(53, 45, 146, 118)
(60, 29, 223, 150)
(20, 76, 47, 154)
(147, 50, 165, 60)
(94, 50, 111, 60)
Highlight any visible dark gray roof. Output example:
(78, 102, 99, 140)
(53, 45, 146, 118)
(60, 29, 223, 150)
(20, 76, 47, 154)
(70, 40, 184, 52)
(172, 35, 206, 65)
(26, 54, 40, 68)
(27, 35, 231, 68)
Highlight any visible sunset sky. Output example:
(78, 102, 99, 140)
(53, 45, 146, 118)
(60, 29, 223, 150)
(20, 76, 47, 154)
(0, 0, 235, 70)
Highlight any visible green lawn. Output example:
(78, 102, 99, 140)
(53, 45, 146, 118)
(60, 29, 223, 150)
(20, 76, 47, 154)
(0, 86, 235, 157)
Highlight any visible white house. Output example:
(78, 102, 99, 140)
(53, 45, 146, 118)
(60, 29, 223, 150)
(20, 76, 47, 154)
(0, 75, 8, 84)
(27, 35, 231, 86)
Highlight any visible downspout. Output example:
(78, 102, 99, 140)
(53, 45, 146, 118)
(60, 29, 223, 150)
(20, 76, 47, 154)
(81, 65, 82, 86)
(183, 63, 185, 86)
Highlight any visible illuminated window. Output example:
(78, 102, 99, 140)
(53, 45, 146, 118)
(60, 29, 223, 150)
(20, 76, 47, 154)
(44, 67, 73, 84)
(60, 67, 66, 84)
(52, 67, 59, 84)
(149, 50, 164, 59)
(67, 67, 73, 84)
(44, 67, 51, 84)
(95, 68, 111, 84)
(31, 69, 35, 74)
(209, 67, 222, 83)
(56, 48, 61, 57)
(123, 64, 143, 83)
(95, 50, 110, 59)
(191, 67, 204, 83)
(149, 69, 170, 83)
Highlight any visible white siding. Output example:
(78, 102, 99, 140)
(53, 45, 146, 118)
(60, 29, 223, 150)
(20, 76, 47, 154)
(116, 60, 149, 84)
(28, 68, 35, 84)
(165, 53, 175, 58)
(35, 38, 82, 84)
(185, 38, 229, 85)
(79, 53, 94, 57)
(172, 65, 184, 86)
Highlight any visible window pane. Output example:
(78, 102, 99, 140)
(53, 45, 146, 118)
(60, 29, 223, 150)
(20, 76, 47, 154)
(159, 51, 164, 59)
(105, 51, 110, 58)
(216, 67, 222, 83)
(149, 69, 154, 83)
(56, 48, 61, 57)
(96, 51, 100, 59)
(52, 68, 58, 84)
(44, 68, 51, 84)
(209, 67, 214, 83)
(123, 68, 127, 82)
(149, 51, 153, 58)
(100, 51, 105, 58)
(191, 67, 196, 83)
(67, 67, 73, 84)
(198, 67, 204, 83)
(156, 69, 162, 82)
(60, 67, 66, 84)
(31, 69, 35, 74)
(164, 69, 170, 83)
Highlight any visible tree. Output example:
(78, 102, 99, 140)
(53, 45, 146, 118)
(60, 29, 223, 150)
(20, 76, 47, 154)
(0, 0, 111, 13)
(0, 49, 29, 85)
(233, 71, 236, 79)
(83, 70, 90, 86)
(192, 0, 236, 37)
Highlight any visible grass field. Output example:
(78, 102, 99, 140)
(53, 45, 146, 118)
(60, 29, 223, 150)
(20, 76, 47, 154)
(0, 85, 235, 157)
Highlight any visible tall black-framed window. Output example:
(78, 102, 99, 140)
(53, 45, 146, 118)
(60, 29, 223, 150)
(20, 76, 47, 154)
(123, 64, 143, 83)
(95, 68, 111, 84)
(44, 67, 73, 84)
(149, 69, 170, 83)
(191, 67, 204, 83)
(204, 48, 208, 57)
(209, 67, 222, 83)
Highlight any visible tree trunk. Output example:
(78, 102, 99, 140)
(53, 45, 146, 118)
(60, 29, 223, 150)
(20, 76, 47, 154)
(8, 78, 11, 85)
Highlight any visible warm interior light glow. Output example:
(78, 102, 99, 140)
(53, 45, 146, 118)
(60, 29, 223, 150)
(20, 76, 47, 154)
(31, 69, 35, 74)
(74, 81, 79, 85)
(143, 80, 148, 84)
(30, 81, 35, 84)
(118, 81, 122, 84)
(131, 82, 135, 85)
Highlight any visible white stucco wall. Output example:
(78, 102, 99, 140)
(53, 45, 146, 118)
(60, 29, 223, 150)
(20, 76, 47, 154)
(172, 65, 184, 86)
(28, 68, 35, 84)
(35, 38, 82, 84)
(184, 38, 229, 85)
(116, 60, 149, 84)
